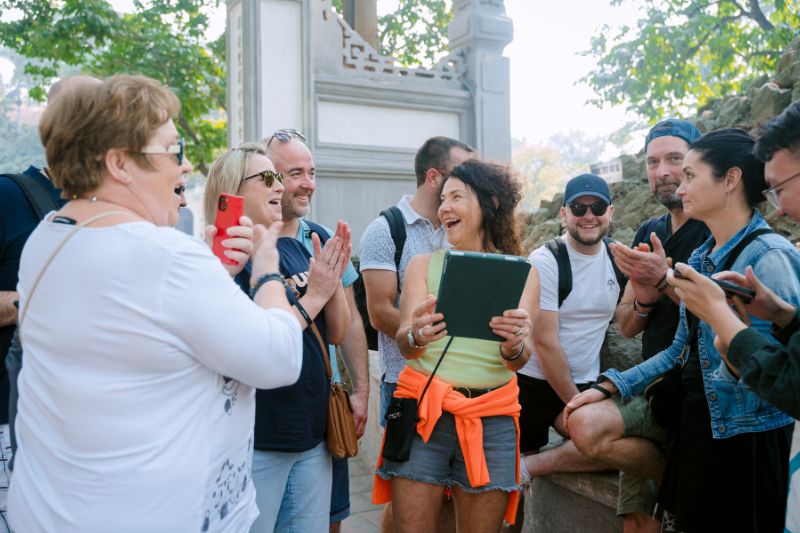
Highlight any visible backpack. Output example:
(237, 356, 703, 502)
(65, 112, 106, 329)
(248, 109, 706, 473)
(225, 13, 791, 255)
(1, 172, 61, 219)
(544, 236, 626, 307)
(353, 206, 407, 351)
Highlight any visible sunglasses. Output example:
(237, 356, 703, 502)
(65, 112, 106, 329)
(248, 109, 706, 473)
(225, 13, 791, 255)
(243, 169, 283, 187)
(140, 139, 185, 165)
(568, 201, 609, 217)
(266, 128, 306, 147)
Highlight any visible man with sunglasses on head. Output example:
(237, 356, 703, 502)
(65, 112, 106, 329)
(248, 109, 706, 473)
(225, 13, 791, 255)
(517, 174, 621, 483)
(264, 128, 368, 533)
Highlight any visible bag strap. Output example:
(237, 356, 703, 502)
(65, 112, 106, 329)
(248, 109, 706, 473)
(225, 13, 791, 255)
(284, 277, 335, 382)
(2, 172, 60, 220)
(672, 227, 773, 368)
(603, 236, 627, 303)
(417, 336, 455, 409)
(18, 210, 135, 341)
(545, 237, 572, 307)
(719, 227, 774, 271)
(380, 206, 407, 292)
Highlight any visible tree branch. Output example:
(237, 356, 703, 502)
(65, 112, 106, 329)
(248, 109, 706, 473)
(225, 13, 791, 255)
(178, 113, 208, 175)
(746, 0, 775, 31)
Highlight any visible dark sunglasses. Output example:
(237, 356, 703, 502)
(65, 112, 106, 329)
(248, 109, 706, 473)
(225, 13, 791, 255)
(140, 139, 185, 165)
(243, 169, 283, 187)
(266, 128, 306, 147)
(568, 201, 609, 217)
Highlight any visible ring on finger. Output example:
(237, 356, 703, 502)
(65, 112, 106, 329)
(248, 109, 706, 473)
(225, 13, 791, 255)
(418, 326, 426, 339)
(515, 327, 523, 337)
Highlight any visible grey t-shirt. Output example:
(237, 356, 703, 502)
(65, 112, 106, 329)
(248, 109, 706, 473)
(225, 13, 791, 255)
(358, 195, 447, 383)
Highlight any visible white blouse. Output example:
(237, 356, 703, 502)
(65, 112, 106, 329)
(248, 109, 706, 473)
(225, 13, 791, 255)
(8, 220, 302, 533)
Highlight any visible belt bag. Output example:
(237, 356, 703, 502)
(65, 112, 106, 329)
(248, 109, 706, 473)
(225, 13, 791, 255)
(382, 336, 454, 463)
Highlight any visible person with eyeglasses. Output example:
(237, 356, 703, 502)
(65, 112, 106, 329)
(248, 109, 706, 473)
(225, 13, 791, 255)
(265, 128, 369, 532)
(7, 76, 305, 533)
(517, 174, 621, 481)
(662, 102, 800, 532)
(567, 128, 800, 533)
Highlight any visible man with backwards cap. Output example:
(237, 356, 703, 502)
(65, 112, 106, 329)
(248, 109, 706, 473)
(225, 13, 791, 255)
(539, 120, 708, 533)
(517, 174, 621, 492)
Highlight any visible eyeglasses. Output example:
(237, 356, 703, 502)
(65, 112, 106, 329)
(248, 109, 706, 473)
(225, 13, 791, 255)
(266, 128, 306, 147)
(568, 201, 609, 217)
(140, 139, 185, 165)
(762, 169, 800, 210)
(243, 169, 283, 187)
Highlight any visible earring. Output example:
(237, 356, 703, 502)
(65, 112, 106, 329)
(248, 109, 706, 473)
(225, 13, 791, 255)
(725, 190, 730, 211)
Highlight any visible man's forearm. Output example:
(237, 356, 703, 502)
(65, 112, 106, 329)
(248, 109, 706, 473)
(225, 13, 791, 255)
(0, 291, 19, 327)
(536, 343, 580, 404)
(617, 301, 647, 338)
(372, 304, 401, 339)
(342, 289, 369, 394)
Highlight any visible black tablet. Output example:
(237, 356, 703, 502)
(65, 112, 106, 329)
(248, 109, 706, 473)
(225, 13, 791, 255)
(435, 250, 531, 342)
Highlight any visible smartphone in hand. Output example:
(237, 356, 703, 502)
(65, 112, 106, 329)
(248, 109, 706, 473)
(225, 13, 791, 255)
(673, 265, 755, 303)
(213, 193, 244, 265)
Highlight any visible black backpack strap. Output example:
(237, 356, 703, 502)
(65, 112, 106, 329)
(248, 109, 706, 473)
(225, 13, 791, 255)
(603, 236, 627, 303)
(719, 227, 775, 271)
(302, 220, 331, 246)
(1, 172, 60, 220)
(380, 206, 407, 290)
(545, 237, 572, 307)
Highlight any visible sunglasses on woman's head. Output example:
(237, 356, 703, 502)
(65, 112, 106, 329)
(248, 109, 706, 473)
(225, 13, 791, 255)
(568, 201, 609, 217)
(243, 170, 283, 187)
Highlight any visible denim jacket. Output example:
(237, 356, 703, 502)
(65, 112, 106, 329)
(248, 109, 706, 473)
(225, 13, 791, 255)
(603, 211, 799, 439)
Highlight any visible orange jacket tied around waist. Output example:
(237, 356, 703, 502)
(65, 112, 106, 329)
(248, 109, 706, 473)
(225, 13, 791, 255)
(372, 365, 522, 524)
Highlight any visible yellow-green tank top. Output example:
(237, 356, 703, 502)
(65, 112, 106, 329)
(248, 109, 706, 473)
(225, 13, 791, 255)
(406, 250, 514, 388)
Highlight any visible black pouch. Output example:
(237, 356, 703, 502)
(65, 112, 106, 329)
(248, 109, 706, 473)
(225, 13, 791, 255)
(644, 365, 684, 432)
(382, 397, 418, 462)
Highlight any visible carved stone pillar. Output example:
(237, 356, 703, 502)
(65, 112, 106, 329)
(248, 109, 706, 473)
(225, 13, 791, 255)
(449, 0, 513, 163)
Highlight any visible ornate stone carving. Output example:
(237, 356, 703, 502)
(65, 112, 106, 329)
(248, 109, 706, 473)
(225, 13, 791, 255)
(320, 0, 464, 82)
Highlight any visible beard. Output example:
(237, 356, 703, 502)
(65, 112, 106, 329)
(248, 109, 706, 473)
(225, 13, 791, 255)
(652, 178, 683, 209)
(566, 224, 608, 247)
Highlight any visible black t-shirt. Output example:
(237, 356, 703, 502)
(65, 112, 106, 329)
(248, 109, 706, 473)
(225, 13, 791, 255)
(235, 237, 330, 452)
(631, 213, 708, 359)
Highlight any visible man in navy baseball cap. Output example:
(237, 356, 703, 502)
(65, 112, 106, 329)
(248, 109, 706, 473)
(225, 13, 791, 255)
(563, 173, 612, 206)
(644, 118, 702, 151)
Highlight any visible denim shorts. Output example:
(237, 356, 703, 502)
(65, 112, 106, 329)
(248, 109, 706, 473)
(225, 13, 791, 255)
(378, 411, 519, 493)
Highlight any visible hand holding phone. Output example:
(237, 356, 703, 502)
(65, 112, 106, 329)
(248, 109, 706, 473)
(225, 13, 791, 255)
(213, 193, 244, 265)
(673, 265, 755, 303)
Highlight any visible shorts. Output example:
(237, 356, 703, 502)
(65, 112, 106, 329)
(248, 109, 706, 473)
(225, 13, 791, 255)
(517, 373, 591, 453)
(330, 456, 350, 523)
(379, 379, 398, 428)
(612, 395, 671, 517)
(377, 411, 519, 493)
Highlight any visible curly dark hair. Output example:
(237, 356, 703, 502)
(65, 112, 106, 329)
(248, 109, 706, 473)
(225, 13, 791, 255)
(444, 159, 523, 256)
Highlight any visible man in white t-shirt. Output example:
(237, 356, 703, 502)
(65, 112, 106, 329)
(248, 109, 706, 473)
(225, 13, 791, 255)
(518, 174, 620, 475)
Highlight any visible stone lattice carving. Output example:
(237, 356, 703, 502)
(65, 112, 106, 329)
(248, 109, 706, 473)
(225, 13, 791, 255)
(320, 0, 464, 81)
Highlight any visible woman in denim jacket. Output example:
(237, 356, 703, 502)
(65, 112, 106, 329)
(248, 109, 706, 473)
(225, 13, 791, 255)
(568, 129, 800, 532)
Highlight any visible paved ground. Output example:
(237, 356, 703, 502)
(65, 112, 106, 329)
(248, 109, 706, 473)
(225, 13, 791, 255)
(341, 453, 383, 533)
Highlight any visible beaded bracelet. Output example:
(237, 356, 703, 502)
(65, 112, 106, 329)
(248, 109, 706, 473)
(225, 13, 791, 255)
(250, 272, 284, 299)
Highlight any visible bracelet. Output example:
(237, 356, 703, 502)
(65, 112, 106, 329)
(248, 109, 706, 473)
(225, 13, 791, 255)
(500, 340, 524, 361)
(590, 383, 613, 399)
(655, 273, 669, 292)
(407, 326, 428, 350)
(250, 272, 284, 298)
(633, 299, 651, 318)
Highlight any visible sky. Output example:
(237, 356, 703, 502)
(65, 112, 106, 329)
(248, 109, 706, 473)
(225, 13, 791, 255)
(1, 0, 644, 149)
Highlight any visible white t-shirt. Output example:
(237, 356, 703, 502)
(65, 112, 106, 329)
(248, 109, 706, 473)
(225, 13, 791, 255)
(519, 238, 619, 383)
(9, 220, 303, 533)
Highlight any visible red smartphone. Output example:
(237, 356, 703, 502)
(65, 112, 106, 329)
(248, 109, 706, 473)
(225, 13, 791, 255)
(213, 193, 244, 265)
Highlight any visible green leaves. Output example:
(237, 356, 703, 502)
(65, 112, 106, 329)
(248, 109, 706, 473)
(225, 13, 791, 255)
(581, 0, 800, 122)
(378, 0, 452, 67)
(0, 0, 225, 173)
